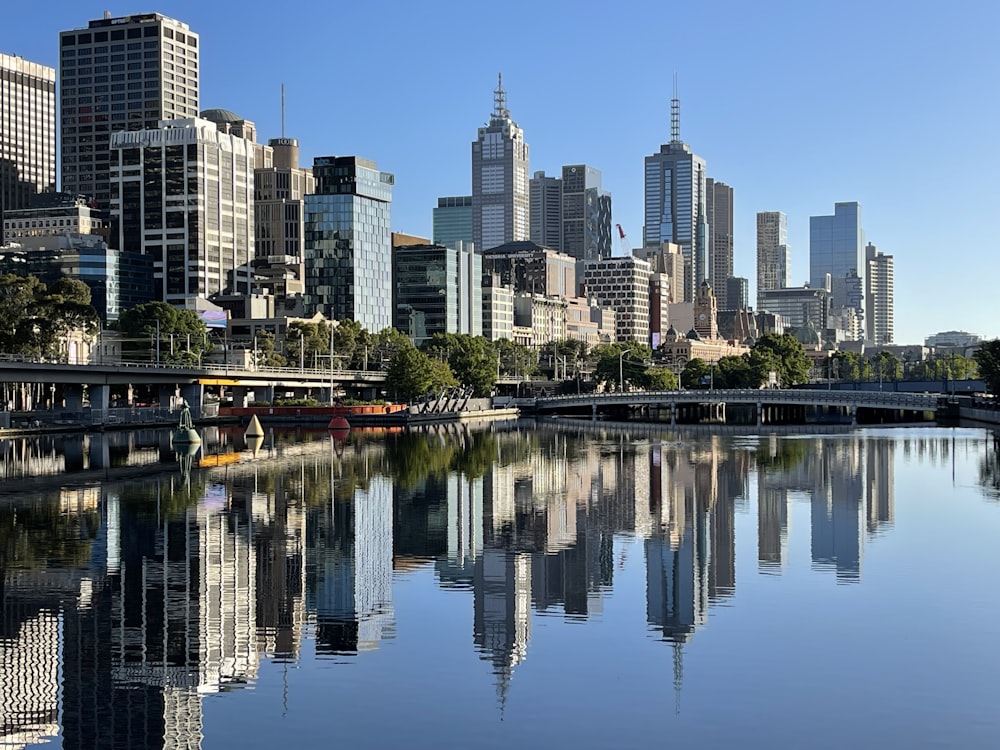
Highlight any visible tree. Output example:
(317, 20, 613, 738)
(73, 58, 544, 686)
(716, 354, 758, 388)
(495, 337, 537, 378)
(386, 343, 457, 401)
(369, 327, 411, 370)
(420, 333, 497, 397)
(591, 343, 652, 391)
(331, 319, 364, 367)
(681, 358, 712, 389)
(285, 320, 331, 368)
(644, 366, 678, 390)
(253, 330, 286, 368)
(751, 333, 811, 386)
(974, 340, 1000, 395)
(117, 301, 209, 365)
(0, 275, 99, 359)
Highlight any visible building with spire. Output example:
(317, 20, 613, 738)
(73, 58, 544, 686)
(643, 82, 708, 303)
(472, 74, 530, 252)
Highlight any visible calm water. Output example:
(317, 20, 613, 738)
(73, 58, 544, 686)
(2, 421, 1000, 749)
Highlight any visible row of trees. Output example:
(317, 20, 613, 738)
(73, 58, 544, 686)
(0, 275, 99, 359)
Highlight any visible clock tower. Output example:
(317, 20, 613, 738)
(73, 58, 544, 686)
(694, 280, 718, 339)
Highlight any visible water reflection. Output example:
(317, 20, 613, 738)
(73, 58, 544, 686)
(0, 423, 996, 748)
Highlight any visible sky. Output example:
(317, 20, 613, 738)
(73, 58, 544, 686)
(7, 0, 999, 344)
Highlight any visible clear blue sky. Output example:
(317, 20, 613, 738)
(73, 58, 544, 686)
(9, 0, 999, 344)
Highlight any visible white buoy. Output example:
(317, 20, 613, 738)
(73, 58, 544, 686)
(245, 414, 264, 438)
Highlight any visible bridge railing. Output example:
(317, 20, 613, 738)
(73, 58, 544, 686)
(536, 388, 939, 408)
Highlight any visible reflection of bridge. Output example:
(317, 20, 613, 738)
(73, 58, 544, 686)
(534, 389, 941, 425)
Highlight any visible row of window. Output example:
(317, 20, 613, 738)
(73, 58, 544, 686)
(63, 26, 197, 47)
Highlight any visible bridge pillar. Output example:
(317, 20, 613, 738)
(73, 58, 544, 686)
(64, 434, 85, 472)
(89, 384, 110, 422)
(850, 405, 858, 425)
(231, 386, 249, 408)
(159, 385, 177, 412)
(756, 402, 763, 426)
(181, 383, 204, 419)
(670, 401, 676, 426)
(591, 403, 598, 421)
(64, 383, 84, 414)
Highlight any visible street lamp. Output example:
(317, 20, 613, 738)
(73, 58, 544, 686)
(618, 348, 633, 394)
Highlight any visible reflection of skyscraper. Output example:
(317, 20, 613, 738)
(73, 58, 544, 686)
(757, 487, 789, 572)
(865, 439, 895, 533)
(309, 477, 394, 654)
(474, 548, 531, 705)
(0, 610, 60, 748)
(810, 442, 864, 582)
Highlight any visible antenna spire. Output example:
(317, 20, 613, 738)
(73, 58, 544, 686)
(671, 73, 681, 143)
(493, 72, 509, 119)
(281, 83, 286, 138)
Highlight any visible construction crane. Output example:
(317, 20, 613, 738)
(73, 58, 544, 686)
(616, 223, 631, 257)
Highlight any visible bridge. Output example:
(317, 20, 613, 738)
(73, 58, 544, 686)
(0, 358, 387, 419)
(534, 388, 941, 425)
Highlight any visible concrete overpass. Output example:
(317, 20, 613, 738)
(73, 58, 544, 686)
(533, 388, 941, 425)
(0, 358, 387, 418)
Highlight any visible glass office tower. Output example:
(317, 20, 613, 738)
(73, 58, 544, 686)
(809, 201, 864, 313)
(305, 156, 393, 331)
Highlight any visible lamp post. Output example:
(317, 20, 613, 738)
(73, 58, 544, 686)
(618, 348, 633, 394)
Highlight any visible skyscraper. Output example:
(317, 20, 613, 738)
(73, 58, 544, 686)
(0, 53, 56, 223)
(432, 196, 473, 250)
(59, 12, 200, 210)
(109, 116, 255, 304)
(865, 242, 894, 345)
(529, 171, 562, 249)
(809, 201, 864, 315)
(529, 164, 612, 261)
(643, 90, 707, 302)
(756, 211, 791, 311)
(472, 74, 529, 252)
(705, 178, 733, 309)
(304, 156, 394, 330)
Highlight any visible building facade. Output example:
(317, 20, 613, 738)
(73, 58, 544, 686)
(725, 277, 749, 311)
(482, 273, 514, 342)
(59, 13, 200, 209)
(253, 137, 315, 303)
(471, 75, 529, 252)
(479, 241, 576, 299)
(758, 285, 831, 334)
(109, 116, 255, 305)
(582, 256, 652, 344)
(305, 156, 394, 331)
(643, 95, 707, 302)
(560, 164, 611, 261)
(756, 211, 790, 311)
(705, 178, 733, 310)
(809, 201, 864, 315)
(529, 171, 562, 250)
(432, 195, 473, 250)
(1, 53, 56, 225)
(392, 242, 482, 344)
(3, 193, 106, 245)
(864, 242, 894, 345)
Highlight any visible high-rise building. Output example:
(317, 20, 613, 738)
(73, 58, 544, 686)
(304, 156, 394, 330)
(433, 195, 472, 250)
(253, 137, 315, 303)
(865, 242, 894, 345)
(643, 91, 707, 302)
(582, 256, 652, 344)
(59, 13, 200, 209)
(472, 74, 529, 252)
(756, 211, 790, 310)
(705, 178, 733, 309)
(809, 202, 864, 315)
(109, 117, 255, 305)
(529, 165, 612, 261)
(479, 241, 576, 299)
(725, 277, 749, 311)
(392, 240, 482, 344)
(0, 53, 56, 224)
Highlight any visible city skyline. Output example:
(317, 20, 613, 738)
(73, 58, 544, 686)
(4, 1, 998, 343)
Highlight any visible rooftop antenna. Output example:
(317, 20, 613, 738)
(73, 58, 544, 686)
(493, 72, 509, 119)
(670, 72, 681, 144)
(280, 83, 286, 138)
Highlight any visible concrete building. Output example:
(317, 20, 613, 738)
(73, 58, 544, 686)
(634, 241, 684, 305)
(865, 242, 894, 345)
(531, 164, 611, 261)
(0, 53, 56, 225)
(810, 201, 865, 317)
(252, 136, 314, 305)
(472, 74, 529, 251)
(304, 155, 394, 331)
(705, 178, 733, 309)
(566, 296, 615, 347)
(758, 285, 832, 334)
(109, 116, 255, 305)
(59, 12, 199, 209)
(756, 211, 790, 310)
(643, 92, 707, 302)
(479, 241, 576, 299)
(513, 293, 568, 349)
(582, 255, 652, 344)
(529, 171, 562, 249)
(433, 195, 473, 250)
(3, 192, 106, 245)
(482, 273, 514, 342)
(392, 240, 482, 344)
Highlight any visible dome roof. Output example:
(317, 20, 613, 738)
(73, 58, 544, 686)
(794, 319, 821, 347)
(663, 324, 680, 342)
(743, 336, 757, 347)
(686, 328, 702, 341)
(200, 108, 243, 123)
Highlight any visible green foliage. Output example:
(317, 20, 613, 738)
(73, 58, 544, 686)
(253, 330, 287, 367)
(274, 397, 319, 407)
(386, 341, 458, 401)
(716, 354, 759, 388)
(751, 333, 811, 386)
(495, 337, 538, 377)
(591, 343, 654, 391)
(974, 340, 1000, 395)
(285, 320, 331, 367)
(644, 366, 678, 390)
(117, 301, 209, 364)
(420, 333, 497, 397)
(331, 319, 364, 366)
(0, 274, 100, 359)
(681, 358, 712, 389)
